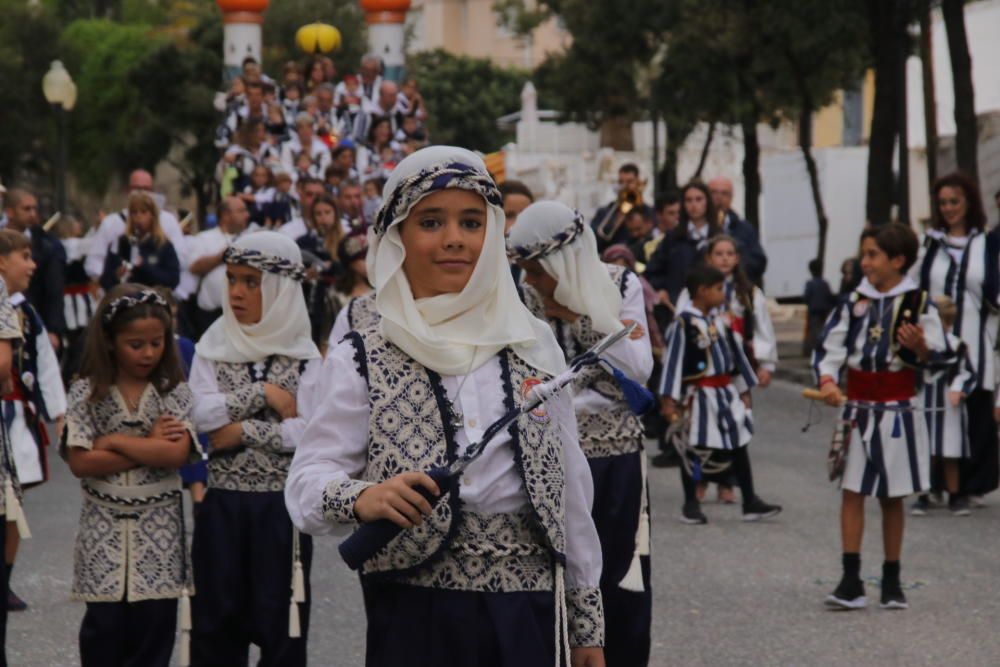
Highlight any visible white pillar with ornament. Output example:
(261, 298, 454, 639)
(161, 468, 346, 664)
(360, 0, 410, 82)
(216, 0, 270, 82)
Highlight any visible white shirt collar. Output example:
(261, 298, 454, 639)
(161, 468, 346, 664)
(856, 276, 917, 299)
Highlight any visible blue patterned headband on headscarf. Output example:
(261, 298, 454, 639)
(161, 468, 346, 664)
(506, 209, 585, 262)
(372, 160, 503, 237)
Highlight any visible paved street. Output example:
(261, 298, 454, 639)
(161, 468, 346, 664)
(8, 378, 1000, 666)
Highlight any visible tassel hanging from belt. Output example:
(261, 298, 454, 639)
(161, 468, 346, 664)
(4, 479, 30, 539)
(289, 527, 306, 638)
(553, 562, 571, 667)
(178, 586, 192, 667)
(618, 447, 649, 592)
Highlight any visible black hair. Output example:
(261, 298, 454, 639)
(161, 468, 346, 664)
(655, 191, 680, 209)
(808, 258, 822, 277)
(932, 171, 986, 232)
(619, 163, 639, 177)
(499, 180, 534, 203)
(686, 264, 725, 296)
(860, 223, 919, 272)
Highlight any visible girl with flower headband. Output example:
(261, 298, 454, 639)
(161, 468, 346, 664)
(508, 200, 653, 667)
(188, 231, 321, 666)
(287, 147, 606, 667)
(62, 283, 197, 666)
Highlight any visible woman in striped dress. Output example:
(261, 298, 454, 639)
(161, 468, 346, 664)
(916, 172, 1000, 506)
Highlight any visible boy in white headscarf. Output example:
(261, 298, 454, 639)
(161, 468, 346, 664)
(286, 147, 606, 667)
(508, 200, 653, 667)
(188, 232, 321, 666)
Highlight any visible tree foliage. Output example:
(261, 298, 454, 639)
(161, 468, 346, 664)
(0, 0, 61, 185)
(58, 19, 170, 193)
(407, 49, 529, 152)
(261, 0, 367, 77)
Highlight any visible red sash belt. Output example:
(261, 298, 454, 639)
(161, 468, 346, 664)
(64, 284, 92, 296)
(693, 375, 732, 389)
(846, 368, 916, 402)
(730, 315, 745, 336)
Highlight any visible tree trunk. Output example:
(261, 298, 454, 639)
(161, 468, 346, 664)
(599, 115, 635, 151)
(799, 109, 829, 274)
(740, 108, 761, 232)
(866, 0, 902, 226)
(897, 4, 910, 227)
(692, 122, 716, 181)
(919, 1, 939, 202)
(941, 0, 978, 183)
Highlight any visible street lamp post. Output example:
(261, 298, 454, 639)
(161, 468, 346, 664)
(41, 60, 77, 213)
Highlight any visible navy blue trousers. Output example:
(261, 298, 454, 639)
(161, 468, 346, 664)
(190, 489, 312, 667)
(0, 517, 6, 667)
(362, 580, 556, 667)
(588, 450, 652, 667)
(79, 598, 177, 667)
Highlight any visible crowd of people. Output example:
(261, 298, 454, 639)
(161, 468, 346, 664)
(0, 56, 999, 664)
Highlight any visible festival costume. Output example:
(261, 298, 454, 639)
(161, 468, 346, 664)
(812, 278, 946, 498)
(508, 201, 653, 667)
(4, 293, 65, 488)
(189, 233, 320, 667)
(917, 229, 1000, 496)
(63, 376, 198, 667)
(286, 147, 604, 667)
(328, 292, 378, 346)
(0, 278, 23, 667)
(923, 333, 976, 460)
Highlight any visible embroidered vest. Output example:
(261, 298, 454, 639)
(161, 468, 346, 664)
(846, 289, 928, 368)
(346, 293, 379, 332)
(345, 327, 567, 577)
(523, 264, 644, 450)
(208, 355, 308, 492)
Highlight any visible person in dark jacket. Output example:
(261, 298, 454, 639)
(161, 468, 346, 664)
(644, 180, 721, 315)
(100, 192, 180, 291)
(709, 177, 768, 285)
(591, 163, 655, 252)
(2, 188, 67, 348)
(802, 258, 837, 356)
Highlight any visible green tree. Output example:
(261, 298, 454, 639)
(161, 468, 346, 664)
(407, 49, 528, 152)
(261, 0, 367, 77)
(58, 19, 168, 194)
(0, 0, 61, 186)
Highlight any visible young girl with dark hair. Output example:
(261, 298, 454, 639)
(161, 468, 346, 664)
(63, 284, 196, 666)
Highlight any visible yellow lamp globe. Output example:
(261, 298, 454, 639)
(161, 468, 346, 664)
(296, 23, 342, 54)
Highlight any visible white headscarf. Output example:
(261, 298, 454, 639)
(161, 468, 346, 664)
(367, 145, 564, 376)
(196, 231, 320, 363)
(507, 200, 624, 336)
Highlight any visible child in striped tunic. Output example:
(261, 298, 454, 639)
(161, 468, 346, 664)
(814, 224, 947, 610)
(913, 296, 977, 516)
(660, 264, 782, 525)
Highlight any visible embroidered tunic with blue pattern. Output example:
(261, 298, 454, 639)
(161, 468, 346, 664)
(64, 379, 197, 601)
(286, 328, 606, 648)
(0, 277, 24, 516)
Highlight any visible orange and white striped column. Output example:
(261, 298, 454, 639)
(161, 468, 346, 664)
(216, 0, 270, 81)
(359, 0, 411, 82)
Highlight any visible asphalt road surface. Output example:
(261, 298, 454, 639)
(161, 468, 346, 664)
(8, 379, 1000, 666)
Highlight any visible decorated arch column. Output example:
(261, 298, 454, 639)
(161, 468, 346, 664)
(216, 0, 270, 82)
(360, 0, 411, 82)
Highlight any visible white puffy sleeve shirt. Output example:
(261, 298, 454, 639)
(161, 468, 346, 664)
(188, 354, 322, 451)
(285, 340, 603, 590)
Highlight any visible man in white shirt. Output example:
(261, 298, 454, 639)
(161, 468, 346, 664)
(352, 80, 400, 143)
(187, 196, 252, 334)
(84, 170, 186, 286)
(280, 114, 332, 179)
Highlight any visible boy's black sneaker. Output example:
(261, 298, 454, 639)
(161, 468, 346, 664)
(824, 576, 866, 610)
(742, 497, 782, 522)
(679, 501, 707, 525)
(910, 495, 929, 516)
(879, 580, 908, 610)
(949, 494, 971, 517)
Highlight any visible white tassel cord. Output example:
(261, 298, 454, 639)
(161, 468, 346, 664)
(553, 562, 571, 667)
(289, 528, 304, 638)
(178, 587, 192, 667)
(618, 450, 649, 593)
(4, 479, 30, 539)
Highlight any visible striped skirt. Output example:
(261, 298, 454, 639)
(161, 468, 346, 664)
(841, 400, 930, 498)
(684, 385, 753, 451)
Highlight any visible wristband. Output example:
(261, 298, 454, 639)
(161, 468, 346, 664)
(818, 377, 836, 389)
